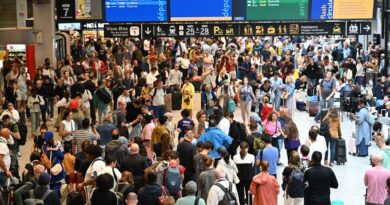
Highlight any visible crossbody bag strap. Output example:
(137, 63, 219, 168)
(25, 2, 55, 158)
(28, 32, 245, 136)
(41, 189, 53, 201)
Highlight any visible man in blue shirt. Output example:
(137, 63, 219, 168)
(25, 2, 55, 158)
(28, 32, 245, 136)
(256, 134, 279, 178)
(198, 115, 232, 160)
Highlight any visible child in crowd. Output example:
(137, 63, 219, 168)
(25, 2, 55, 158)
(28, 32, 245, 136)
(300, 144, 311, 169)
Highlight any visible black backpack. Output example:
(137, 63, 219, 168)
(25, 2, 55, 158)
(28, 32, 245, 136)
(18, 123, 28, 146)
(215, 182, 238, 205)
(96, 88, 112, 104)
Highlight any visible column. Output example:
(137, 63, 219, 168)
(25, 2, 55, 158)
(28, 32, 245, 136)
(32, 0, 56, 68)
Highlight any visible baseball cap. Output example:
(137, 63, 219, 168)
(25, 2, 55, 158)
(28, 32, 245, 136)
(44, 131, 54, 141)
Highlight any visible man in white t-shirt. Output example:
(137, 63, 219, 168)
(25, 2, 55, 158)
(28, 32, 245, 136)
(0, 128, 12, 188)
(77, 145, 105, 199)
(150, 80, 166, 119)
(203, 50, 214, 70)
(98, 155, 121, 192)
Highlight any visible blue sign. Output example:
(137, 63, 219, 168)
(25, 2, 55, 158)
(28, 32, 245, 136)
(105, 0, 167, 22)
(311, 0, 333, 20)
(170, 0, 232, 21)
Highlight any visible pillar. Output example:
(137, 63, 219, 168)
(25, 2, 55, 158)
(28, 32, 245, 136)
(32, 0, 55, 68)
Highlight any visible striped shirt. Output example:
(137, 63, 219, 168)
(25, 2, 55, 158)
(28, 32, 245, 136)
(74, 129, 97, 153)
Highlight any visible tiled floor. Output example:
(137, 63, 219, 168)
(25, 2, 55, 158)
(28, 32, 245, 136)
(18, 93, 372, 204)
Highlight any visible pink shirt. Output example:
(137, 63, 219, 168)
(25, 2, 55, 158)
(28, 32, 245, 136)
(141, 123, 155, 141)
(263, 120, 281, 136)
(364, 166, 390, 204)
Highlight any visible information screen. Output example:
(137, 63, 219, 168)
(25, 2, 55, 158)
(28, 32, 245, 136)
(246, 0, 308, 21)
(170, 0, 232, 21)
(311, 0, 374, 20)
(105, 0, 167, 22)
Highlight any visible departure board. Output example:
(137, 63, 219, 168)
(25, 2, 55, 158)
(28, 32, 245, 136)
(246, 0, 308, 20)
(170, 0, 232, 21)
(105, 0, 167, 22)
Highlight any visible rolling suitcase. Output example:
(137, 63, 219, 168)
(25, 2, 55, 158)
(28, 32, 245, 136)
(335, 138, 347, 165)
(308, 101, 319, 117)
(192, 76, 202, 92)
(348, 137, 357, 155)
(171, 89, 182, 110)
(165, 94, 172, 112)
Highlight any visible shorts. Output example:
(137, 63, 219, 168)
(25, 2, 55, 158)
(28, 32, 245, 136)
(16, 90, 27, 101)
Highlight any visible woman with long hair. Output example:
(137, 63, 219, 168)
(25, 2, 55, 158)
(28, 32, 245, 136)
(216, 146, 239, 185)
(250, 161, 280, 205)
(198, 155, 215, 201)
(323, 106, 342, 166)
(90, 173, 118, 205)
(238, 77, 257, 124)
(279, 115, 301, 162)
(263, 112, 282, 150)
(182, 77, 195, 116)
(282, 151, 304, 205)
(117, 171, 135, 205)
(233, 141, 255, 205)
(59, 110, 76, 152)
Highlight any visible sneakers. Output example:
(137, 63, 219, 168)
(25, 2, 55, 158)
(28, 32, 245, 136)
(324, 160, 329, 166)
(329, 162, 334, 167)
(18, 152, 21, 157)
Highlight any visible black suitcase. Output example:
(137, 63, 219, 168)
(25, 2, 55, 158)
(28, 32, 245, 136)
(335, 138, 347, 165)
(67, 191, 84, 205)
(171, 90, 182, 110)
(193, 80, 202, 92)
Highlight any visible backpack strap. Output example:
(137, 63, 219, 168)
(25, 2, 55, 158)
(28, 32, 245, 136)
(194, 197, 200, 205)
(41, 189, 53, 201)
(30, 189, 35, 199)
(215, 182, 228, 192)
(120, 184, 130, 194)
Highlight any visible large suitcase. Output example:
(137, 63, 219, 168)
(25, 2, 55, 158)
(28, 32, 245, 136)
(67, 191, 84, 205)
(335, 138, 347, 165)
(193, 80, 202, 92)
(171, 90, 182, 110)
(308, 101, 319, 117)
(348, 137, 357, 155)
(165, 94, 172, 112)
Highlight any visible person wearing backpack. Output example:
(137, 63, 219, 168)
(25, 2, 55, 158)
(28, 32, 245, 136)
(315, 71, 336, 122)
(24, 172, 61, 205)
(250, 161, 280, 205)
(282, 151, 305, 205)
(207, 165, 239, 205)
(163, 151, 185, 200)
(353, 99, 372, 157)
(176, 181, 206, 205)
(93, 80, 112, 124)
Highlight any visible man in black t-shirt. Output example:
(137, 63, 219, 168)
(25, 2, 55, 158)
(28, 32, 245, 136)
(126, 100, 142, 140)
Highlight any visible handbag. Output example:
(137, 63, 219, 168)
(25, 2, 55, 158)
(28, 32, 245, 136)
(228, 99, 236, 113)
(49, 149, 63, 176)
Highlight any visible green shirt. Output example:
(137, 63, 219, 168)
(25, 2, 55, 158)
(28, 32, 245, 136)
(380, 147, 390, 170)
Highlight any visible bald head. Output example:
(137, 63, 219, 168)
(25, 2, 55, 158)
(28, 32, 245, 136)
(130, 143, 139, 154)
(372, 153, 385, 166)
(1, 128, 10, 139)
(214, 165, 226, 180)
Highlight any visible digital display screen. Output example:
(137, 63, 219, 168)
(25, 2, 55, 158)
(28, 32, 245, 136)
(246, 0, 309, 21)
(311, 0, 374, 20)
(170, 0, 232, 21)
(105, 0, 167, 22)
(58, 23, 81, 30)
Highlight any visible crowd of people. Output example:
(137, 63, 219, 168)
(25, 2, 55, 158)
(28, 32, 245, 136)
(0, 35, 390, 205)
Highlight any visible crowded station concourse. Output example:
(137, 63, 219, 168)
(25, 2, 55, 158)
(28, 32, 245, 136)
(1, 21, 390, 205)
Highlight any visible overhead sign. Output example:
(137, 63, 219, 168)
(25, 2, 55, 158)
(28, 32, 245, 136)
(142, 24, 235, 38)
(170, 0, 232, 21)
(347, 22, 372, 35)
(105, 0, 167, 22)
(311, 0, 374, 20)
(239, 22, 344, 36)
(247, 0, 309, 21)
(57, 0, 75, 21)
(104, 25, 141, 38)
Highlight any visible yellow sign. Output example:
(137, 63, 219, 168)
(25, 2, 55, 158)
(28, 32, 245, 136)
(255, 25, 264, 35)
(267, 26, 276, 35)
(289, 24, 299, 35)
(226, 26, 234, 35)
(214, 26, 223, 35)
(333, 0, 374, 19)
(244, 25, 253, 35)
(278, 25, 287, 34)
(332, 25, 342, 34)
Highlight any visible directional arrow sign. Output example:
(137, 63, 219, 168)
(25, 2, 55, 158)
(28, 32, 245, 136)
(145, 27, 152, 34)
(346, 22, 372, 35)
(363, 25, 371, 32)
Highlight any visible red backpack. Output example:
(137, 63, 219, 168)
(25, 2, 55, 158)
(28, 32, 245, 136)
(69, 99, 79, 111)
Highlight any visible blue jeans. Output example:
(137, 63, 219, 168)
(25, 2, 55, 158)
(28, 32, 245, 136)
(152, 105, 165, 119)
(46, 97, 54, 119)
(329, 138, 337, 163)
(31, 112, 40, 135)
(50, 182, 62, 198)
(273, 92, 281, 111)
(308, 78, 317, 87)
(315, 97, 334, 121)
(98, 107, 109, 124)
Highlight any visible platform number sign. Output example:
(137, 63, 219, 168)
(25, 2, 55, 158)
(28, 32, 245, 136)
(57, 0, 75, 21)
